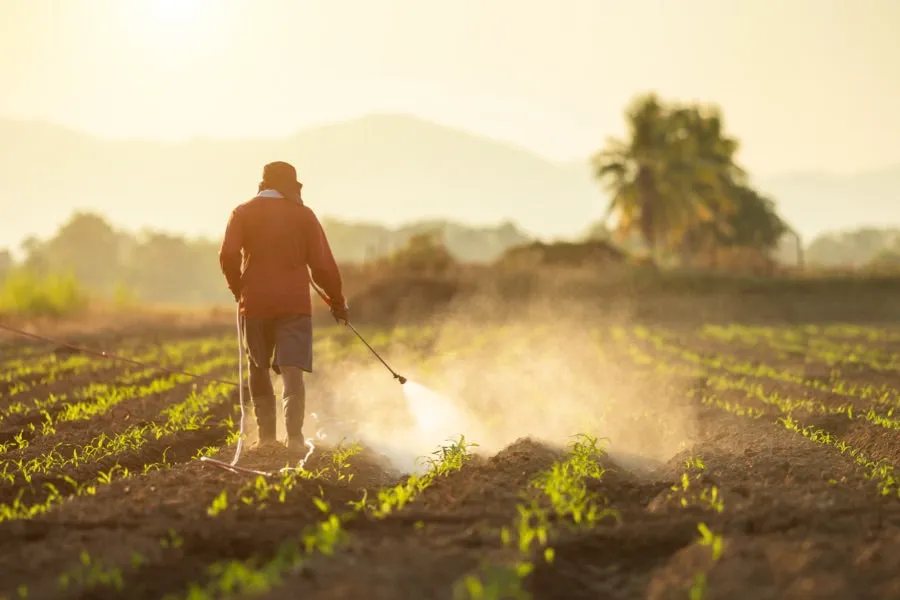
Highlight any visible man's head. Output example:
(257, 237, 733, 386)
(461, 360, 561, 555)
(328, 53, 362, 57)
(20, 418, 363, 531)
(260, 161, 302, 197)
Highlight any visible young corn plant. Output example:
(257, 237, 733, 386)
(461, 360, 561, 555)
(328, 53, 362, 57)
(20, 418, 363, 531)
(207, 442, 364, 515)
(56, 551, 126, 594)
(454, 562, 533, 600)
(662, 456, 724, 513)
(369, 435, 476, 518)
(687, 523, 726, 600)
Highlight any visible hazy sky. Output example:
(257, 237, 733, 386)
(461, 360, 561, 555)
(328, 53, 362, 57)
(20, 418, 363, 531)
(1, 0, 898, 177)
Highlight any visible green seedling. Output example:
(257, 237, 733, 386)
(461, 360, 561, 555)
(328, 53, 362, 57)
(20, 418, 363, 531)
(57, 551, 124, 593)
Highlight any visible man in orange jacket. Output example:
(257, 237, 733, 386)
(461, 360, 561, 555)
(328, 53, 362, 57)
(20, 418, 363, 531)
(218, 161, 348, 455)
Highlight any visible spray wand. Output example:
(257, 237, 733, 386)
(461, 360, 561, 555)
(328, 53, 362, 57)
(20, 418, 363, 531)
(310, 280, 407, 385)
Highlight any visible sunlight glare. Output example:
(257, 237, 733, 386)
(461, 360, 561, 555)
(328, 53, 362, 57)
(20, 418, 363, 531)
(125, 0, 209, 54)
(147, 0, 198, 22)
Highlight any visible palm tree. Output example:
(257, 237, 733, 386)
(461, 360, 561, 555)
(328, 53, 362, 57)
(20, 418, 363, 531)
(593, 94, 743, 260)
(669, 106, 744, 227)
(592, 94, 673, 257)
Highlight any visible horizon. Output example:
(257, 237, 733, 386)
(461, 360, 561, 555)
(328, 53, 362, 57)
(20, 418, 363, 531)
(5, 111, 900, 181)
(9, 111, 900, 182)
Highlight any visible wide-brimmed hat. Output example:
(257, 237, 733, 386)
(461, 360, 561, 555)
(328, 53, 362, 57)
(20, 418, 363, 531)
(261, 161, 301, 191)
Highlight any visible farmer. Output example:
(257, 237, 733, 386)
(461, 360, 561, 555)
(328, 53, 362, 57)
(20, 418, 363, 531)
(218, 161, 348, 455)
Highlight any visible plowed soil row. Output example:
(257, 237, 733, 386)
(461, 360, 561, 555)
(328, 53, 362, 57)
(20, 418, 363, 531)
(0, 373, 238, 508)
(0, 319, 233, 357)
(2, 335, 224, 396)
(637, 333, 900, 471)
(0, 355, 234, 451)
(667, 329, 900, 397)
(0, 325, 232, 387)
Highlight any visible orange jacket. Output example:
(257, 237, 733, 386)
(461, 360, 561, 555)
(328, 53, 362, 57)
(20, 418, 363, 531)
(218, 191, 344, 318)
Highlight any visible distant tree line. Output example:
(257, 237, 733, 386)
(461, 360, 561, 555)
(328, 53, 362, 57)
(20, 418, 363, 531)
(804, 227, 900, 268)
(320, 218, 530, 263)
(5, 212, 228, 304)
(0, 211, 534, 305)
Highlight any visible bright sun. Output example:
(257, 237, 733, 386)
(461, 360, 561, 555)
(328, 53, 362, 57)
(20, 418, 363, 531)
(124, 0, 208, 53)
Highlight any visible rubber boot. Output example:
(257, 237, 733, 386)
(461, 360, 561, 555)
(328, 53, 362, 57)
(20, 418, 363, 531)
(281, 367, 307, 457)
(251, 394, 278, 448)
(283, 394, 306, 455)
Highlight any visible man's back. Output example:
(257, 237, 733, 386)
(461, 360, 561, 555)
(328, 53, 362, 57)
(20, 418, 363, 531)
(219, 191, 343, 318)
(217, 160, 347, 455)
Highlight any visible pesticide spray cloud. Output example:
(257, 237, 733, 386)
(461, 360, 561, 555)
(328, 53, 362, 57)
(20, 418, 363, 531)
(401, 380, 469, 442)
(306, 295, 698, 475)
(312, 374, 478, 474)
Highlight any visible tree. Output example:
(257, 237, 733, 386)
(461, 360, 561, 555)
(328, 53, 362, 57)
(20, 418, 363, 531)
(22, 212, 122, 290)
(123, 231, 226, 303)
(592, 94, 749, 259)
(682, 186, 786, 261)
(869, 246, 900, 269)
(592, 94, 674, 254)
(668, 105, 745, 224)
(383, 230, 456, 275)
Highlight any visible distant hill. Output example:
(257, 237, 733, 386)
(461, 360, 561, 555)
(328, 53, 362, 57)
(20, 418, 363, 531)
(1, 113, 899, 257)
(756, 167, 900, 244)
(0, 114, 601, 254)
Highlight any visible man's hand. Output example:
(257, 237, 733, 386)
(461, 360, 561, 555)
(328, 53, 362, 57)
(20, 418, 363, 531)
(330, 298, 349, 324)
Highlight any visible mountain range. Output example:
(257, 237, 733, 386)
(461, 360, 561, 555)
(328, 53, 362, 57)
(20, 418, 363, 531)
(1, 113, 898, 255)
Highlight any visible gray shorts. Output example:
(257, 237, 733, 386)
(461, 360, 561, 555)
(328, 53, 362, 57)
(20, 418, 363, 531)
(241, 314, 313, 374)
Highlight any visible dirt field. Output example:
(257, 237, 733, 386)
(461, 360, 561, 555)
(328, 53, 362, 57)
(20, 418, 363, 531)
(0, 316, 898, 599)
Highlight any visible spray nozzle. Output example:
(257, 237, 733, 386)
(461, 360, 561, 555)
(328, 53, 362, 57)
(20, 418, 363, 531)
(309, 280, 407, 385)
